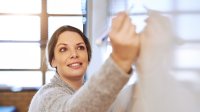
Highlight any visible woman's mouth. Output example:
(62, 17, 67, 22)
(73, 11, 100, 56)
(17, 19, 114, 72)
(67, 62, 82, 69)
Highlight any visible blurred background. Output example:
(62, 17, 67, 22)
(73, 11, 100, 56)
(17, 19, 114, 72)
(0, 0, 199, 112)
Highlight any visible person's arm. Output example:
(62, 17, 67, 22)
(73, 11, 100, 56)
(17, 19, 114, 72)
(64, 56, 131, 112)
(31, 56, 132, 112)
(63, 12, 139, 112)
(34, 11, 139, 112)
(109, 12, 140, 74)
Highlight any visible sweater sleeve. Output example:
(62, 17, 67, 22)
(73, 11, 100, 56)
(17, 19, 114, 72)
(64, 56, 131, 112)
(29, 56, 131, 112)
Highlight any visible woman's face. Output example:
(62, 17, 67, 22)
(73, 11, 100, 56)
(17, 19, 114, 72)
(52, 31, 89, 81)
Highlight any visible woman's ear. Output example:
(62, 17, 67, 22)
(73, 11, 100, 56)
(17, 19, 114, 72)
(51, 57, 57, 68)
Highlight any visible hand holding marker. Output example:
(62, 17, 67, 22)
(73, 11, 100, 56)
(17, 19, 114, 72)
(95, 4, 134, 46)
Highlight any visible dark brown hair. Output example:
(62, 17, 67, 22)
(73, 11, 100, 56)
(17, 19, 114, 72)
(47, 25, 92, 67)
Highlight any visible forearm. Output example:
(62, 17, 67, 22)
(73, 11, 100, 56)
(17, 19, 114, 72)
(65, 56, 130, 112)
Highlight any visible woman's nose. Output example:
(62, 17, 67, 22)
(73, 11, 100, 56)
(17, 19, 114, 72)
(70, 49, 79, 58)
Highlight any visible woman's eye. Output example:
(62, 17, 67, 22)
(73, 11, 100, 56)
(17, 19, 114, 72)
(77, 46, 85, 50)
(59, 47, 67, 52)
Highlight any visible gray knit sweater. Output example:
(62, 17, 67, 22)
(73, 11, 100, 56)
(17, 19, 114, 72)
(28, 57, 131, 112)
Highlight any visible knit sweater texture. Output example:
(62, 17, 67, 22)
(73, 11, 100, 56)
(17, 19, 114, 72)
(28, 57, 131, 112)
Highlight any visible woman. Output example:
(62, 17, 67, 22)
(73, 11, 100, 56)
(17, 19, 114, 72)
(28, 11, 140, 112)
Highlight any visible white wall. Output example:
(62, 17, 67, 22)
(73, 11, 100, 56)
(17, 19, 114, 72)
(86, 0, 110, 78)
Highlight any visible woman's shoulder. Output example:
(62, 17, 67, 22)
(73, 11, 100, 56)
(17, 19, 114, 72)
(36, 82, 70, 96)
(31, 83, 72, 105)
(29, 83, 72, 112)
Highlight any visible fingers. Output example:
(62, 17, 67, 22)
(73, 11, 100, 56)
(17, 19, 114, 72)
(128, 24, 137, 39)
(111, 12, 128, 32)
(121, 15, 132, 33)
(109, 11, 140, 68)
(111, 11, 136, 39)
(122, 17, 136, 40)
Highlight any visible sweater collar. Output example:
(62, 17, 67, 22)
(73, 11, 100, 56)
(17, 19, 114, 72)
(51, 73, 76, 94)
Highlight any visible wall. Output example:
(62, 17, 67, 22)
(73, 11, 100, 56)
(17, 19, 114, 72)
(86, 0, 109, 78)
(0, 90, 36, 112)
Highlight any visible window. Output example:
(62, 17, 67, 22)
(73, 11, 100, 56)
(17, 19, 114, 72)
(0, 0, 87, 90)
